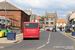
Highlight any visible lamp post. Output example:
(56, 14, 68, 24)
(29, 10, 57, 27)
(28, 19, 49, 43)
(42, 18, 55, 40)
(5, 0, 6, 29)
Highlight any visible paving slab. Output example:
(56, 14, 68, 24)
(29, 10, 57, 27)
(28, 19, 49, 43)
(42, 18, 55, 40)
(0, 33, 23, 44)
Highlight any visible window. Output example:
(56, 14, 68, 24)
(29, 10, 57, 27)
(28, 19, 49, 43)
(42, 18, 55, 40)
(51, 18, 53, 21)
(51, 22, 53, 24)
(25, 23, 38, 28)
(46, 18, 48, 20)
(46, 22, 48, 24)
(43, 21, 44, 24)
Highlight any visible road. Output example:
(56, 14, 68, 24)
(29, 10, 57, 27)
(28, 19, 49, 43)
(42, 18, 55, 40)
(0, 31, 75, 50)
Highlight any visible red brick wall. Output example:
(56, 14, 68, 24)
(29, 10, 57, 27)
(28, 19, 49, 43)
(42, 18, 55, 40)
(0, 10, 21, 28)
(0, 10, 30, 29)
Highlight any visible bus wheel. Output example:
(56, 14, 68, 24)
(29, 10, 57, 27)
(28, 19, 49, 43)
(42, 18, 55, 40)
(23, 38, 25, 40)
(37, 38, 39, 40)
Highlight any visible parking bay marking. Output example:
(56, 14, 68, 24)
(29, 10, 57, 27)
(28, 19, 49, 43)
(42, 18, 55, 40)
(37, 32, 51, 49)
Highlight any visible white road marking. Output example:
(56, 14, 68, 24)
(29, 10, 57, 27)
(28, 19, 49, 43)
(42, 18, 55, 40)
(37, 44, 45, 49)
(37, 32, 51, 49)
(46, 41, 49, 44)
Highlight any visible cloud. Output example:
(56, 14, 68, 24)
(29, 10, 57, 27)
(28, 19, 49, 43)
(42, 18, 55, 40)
(0, 0, 75, 19)
(0, 0, 4, 2)
(14, 0, 75, 9)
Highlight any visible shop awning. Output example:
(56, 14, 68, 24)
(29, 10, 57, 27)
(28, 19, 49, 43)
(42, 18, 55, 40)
(62, 26, 64, 28)
(58, 26, 64, 28)
(58, 26, 60, 28)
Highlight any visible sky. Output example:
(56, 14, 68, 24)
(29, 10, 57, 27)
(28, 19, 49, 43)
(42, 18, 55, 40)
(0, 0, 75, 19)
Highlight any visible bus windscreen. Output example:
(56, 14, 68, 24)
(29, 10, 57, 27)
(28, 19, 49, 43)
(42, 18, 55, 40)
(25, 23, 38, 28)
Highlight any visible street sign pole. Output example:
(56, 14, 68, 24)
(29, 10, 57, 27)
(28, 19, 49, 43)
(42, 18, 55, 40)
(5, 0, 6, 29)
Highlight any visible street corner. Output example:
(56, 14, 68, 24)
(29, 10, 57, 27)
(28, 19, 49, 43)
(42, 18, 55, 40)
(14, 36, 22, 43)
(0, 36, 22, 44)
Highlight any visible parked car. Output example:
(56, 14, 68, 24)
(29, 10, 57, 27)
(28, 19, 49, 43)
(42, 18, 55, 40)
(10, 26, 20, 30)
(46, 27, 52, 31)
(46, 29, 51, 31)
(65, 26, 71, 33)
(52, 28, 57, 32)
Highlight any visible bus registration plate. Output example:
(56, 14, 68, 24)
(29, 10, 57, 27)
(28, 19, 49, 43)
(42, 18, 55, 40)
(30, 36, 33, 37)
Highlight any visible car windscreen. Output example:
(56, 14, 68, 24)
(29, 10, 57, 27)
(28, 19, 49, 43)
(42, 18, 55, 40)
(25, 23, 38, 29)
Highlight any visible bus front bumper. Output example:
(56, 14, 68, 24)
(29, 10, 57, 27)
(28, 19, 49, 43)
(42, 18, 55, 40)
(23, 36, 39, 38)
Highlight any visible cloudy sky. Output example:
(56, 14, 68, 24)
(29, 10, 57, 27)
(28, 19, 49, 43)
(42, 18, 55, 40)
(0, 0, 75, 19)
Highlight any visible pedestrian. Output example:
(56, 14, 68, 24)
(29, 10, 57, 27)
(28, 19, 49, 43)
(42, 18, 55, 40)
(7, 26, 10, 30)
(60, 27, 62, 31)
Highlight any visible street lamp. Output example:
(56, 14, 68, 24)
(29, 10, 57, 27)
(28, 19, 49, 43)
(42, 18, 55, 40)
(5, 0, 6, 29)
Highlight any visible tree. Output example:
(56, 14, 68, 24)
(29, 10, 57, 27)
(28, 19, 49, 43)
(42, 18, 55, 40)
(41, 16, 45, 21)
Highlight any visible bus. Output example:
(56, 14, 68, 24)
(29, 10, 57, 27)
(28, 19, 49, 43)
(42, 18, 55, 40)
(23, 22, 39, 39)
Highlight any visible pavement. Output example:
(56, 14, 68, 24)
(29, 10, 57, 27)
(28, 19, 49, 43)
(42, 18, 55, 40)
(0, 33, 23, 44)
(61, 32, 75, 41)
(0, 31, 75, 50)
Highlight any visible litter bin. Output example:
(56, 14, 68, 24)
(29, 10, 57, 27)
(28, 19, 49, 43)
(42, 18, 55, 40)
(7, 30, 10, 32)
(1, 30, 10, 36)
(7, 32, 16, 40)
(0, 31, 4, 37)
(72, 32, 75, 36)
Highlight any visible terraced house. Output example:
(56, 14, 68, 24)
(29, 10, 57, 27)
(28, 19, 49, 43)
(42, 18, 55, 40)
(45, 11, 58, 29)
(0, 1, 32, 29)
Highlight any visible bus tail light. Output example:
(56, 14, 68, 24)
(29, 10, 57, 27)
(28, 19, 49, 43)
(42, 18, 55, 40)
(25, 33, 26, 35)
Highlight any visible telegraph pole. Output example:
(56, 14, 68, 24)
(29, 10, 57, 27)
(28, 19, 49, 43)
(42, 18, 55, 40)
(5, 0, 6, 29)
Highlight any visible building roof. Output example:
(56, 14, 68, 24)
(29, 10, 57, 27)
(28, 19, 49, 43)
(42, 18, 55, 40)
(0, 1, 21, 10)
(67, 13, 72, 17)
(0, 1, 32, 15)
(57, 19, 66, 23)
(35, 14, 43, 20)
(70, 12, 75, 20)
(23, 10, 31, 15)
(45, 13, 56, 17)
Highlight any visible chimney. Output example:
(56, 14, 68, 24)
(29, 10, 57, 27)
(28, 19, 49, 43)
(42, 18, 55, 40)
(45, 11, 47, 16)
(30, 7, 32, 11)
(45, 11, 47, 14)
(55, 11, 57, 14)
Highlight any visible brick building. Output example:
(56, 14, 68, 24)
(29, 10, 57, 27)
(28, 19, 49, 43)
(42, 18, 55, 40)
(0, 1, 31, 29)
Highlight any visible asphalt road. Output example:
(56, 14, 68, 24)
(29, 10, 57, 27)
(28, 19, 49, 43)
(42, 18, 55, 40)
(0, 31, 75, 50)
